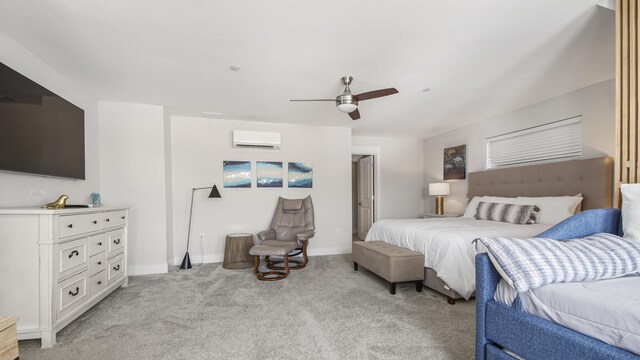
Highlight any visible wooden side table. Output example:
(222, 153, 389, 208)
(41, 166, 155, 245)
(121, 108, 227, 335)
(223, 233, 254, 269)
(0, 316, 18, 360)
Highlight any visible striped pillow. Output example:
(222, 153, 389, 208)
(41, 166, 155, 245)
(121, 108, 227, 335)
(475, 202, 539, 225)
(479, 233, 640, 293)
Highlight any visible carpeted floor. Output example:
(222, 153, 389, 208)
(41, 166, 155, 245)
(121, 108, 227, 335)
(19, 255, 475, 360)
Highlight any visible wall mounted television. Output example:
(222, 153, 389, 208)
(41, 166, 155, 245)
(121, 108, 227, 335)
(0, 62, 85, 180)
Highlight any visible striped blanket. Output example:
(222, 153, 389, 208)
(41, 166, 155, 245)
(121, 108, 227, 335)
(479, 233, 640, 293)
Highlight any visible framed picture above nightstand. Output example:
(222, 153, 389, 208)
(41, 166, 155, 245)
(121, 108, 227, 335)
(423, 213, 462, 219)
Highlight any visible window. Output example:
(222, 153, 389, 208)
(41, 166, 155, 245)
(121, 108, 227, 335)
(486, 116, 582, 169)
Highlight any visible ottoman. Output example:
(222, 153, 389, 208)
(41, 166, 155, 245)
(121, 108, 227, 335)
(249, 244, 294, 281)
(352, 241, 425, 294)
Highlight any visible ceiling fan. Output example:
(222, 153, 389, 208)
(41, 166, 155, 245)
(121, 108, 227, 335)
(290, 76, 398, 120)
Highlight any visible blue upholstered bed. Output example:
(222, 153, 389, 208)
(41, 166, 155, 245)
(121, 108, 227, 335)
(475, 208, 640, 360)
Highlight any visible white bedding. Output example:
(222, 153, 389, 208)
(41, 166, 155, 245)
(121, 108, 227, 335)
(495, 276, 640, 355)
(365, 218, 551, 299)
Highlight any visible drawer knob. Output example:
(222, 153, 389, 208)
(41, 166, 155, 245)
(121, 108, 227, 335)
(114, 238, 121, 245)
(69, 287, 80, 296)
(113, 264, 121, 271)
(121, 216, 125, 219)
(68, 250, 80, 258)
(98, 242, 103, 246)
(97, 281, 102, 285)
(92, 220, 98, 224)
(97, 261, 102, 265)
(105, 218, 110, 222)
(67, 224, 73, 228)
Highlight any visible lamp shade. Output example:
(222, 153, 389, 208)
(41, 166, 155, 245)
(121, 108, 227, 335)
(337, 103, 358, 113)
(208, 184, 221, 198)
(429, 182, 450, 196)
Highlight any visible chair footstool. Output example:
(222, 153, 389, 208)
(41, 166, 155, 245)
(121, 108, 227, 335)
(249, 244, 294, 281)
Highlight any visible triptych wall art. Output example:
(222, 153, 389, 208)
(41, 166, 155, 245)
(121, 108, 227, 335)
(223, 161, 313, 188)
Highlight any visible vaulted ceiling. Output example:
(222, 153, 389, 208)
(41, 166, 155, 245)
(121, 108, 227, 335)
(0, 0, 614, 137)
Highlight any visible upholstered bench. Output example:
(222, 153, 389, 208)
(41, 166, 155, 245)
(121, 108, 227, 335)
(352, 241, 424, 294)
(249, 244, 294, 281)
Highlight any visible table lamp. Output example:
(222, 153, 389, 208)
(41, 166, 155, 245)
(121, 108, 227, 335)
(180, 184, 222, 270)
(429, 182, 450, 215)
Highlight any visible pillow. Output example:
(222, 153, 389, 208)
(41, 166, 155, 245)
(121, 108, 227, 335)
(479, 233, 640, 293)
(475, 202, 539, 225)
(463, 196, 518, 219)
(515, 195, 583, 225)
(622, 184, 640, 243)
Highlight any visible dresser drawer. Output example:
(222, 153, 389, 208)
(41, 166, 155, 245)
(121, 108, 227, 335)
(107, 229, 125, 257)
(57, 272, 87, 318)
(59, 213, 100, 238)
(88, 251, 106, 277)
(101, 210, 127, 229)
(107, 254, 125, 284)
(89, 233, 107, 257)
(58, 238, 88, 279)
(88, 270, 107, 299)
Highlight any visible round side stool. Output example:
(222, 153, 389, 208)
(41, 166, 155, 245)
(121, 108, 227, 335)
(222, 233, 254, 269)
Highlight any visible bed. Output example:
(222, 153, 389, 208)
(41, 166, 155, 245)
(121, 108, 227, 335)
(365, 157, 613, 303)
(476, 208, 640, 360)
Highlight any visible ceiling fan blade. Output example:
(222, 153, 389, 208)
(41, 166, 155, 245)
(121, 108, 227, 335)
(355, 88, 399, 101)
(348, 109, 361, 120)
(290, 99, 335, 102)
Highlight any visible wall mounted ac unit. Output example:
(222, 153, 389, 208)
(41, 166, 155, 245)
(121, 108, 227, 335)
(232, 130, 281, 149)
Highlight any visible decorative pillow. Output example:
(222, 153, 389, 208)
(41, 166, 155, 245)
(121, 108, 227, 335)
(475, 202, 539, 225)
(515, 195, 583, 225)
(463, 196, 519, 219)
(622, 184, 640, 244)
(479, 233, 640, 293)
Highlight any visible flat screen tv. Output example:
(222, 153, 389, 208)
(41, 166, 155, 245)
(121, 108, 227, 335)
(0, 62, 85, 179)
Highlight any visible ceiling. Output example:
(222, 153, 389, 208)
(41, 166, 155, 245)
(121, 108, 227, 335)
(0, 0, 615, 138)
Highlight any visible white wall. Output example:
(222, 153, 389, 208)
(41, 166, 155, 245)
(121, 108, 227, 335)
(0, 30, 100, 207)
(98, 102, 168, 275)
(169, 116, 352, 265)
(352, 136, 425, 219)
(423, 79, 615, 214)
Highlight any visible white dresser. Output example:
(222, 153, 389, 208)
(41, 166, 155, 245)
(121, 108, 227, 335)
(0, 206, 129, 347)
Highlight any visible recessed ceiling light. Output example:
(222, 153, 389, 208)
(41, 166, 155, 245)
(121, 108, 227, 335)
(202, 111, 223, 116)
(422, 88, 431, 92)
(229, 66, 240, 72)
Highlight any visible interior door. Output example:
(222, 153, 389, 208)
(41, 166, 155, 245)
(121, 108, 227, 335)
(357, 156, 374, 240)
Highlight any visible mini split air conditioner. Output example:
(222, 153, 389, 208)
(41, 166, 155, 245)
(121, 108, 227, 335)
(232, 130, 281, 149)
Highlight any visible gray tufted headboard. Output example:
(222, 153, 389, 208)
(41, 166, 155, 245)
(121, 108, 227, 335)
(467, 157, 613, 210)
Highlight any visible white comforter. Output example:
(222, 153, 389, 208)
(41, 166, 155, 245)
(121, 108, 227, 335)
(365, 218, 551, 299)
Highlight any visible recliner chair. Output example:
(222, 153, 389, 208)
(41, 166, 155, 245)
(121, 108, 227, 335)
(257, 196, 315, 269)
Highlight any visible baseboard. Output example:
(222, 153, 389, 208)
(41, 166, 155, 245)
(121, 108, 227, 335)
(128, 263, 169, 275)
(308, 246, 352, 256)
(171, 246, 352, 267)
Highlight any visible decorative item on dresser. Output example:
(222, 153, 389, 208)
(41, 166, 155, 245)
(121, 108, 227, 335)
(0, 206, 129, 347)
(41, 195, 69, 209)
(180, 184, 222, 270)
(428, 182, 450, 215)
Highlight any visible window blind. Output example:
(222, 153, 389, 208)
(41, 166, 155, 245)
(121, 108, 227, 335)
(486, 116, 582, 169)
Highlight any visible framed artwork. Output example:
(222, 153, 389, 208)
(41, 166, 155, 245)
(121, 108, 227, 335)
(256, 161, 283, 188)
(223, 161, 251, 188)
(288, 162, 313, 188)
(444, 145, 466, 180)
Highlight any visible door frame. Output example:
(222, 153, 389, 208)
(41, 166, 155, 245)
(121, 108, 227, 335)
(351, 145, 382, 229)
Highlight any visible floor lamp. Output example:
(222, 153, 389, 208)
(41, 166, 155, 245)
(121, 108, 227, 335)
(180, 184, 222, 270)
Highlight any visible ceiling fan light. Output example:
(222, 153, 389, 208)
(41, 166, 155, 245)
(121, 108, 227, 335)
(337, 103, 358, 113)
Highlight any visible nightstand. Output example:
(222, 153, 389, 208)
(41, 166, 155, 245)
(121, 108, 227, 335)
(423, 213, 462, 219)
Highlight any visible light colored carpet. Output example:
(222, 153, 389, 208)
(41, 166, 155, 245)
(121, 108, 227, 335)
(19, 255, 475, 360)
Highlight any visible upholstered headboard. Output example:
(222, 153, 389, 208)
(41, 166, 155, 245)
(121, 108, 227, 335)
(468, 157, 613, 210)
